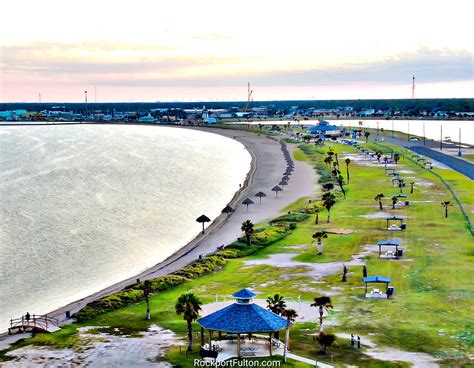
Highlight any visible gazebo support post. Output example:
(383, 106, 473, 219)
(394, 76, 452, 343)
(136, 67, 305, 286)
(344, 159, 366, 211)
(269, 332, 273, 357)
(378, 245, 381, 258)
(364, 282, 368, 294)
(200, 327, 204, 347)
(237, 334, 241, 358)
(209, 330, 212, 350)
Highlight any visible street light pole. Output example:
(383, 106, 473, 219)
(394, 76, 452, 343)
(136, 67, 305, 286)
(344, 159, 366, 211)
(407, 120, 410, 141)
(440, 125, 443, 151)
(423, 122, 426, 146)
(458, 128, 462, 157)
(84, 90, 88, 121)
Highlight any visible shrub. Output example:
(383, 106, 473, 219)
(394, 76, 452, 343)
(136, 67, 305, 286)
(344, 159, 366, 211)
(270, 213, 309, 224)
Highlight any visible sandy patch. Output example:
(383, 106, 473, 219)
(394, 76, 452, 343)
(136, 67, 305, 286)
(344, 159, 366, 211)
(4, 325, 179, 367)
(336, 333, 439, 367)
(361, 212, 392, 219)
(244, 253, 368, 279)
(325, 229, 353, 234)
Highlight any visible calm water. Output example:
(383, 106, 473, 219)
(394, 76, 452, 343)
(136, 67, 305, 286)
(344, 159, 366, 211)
(0, 125, 251, 331)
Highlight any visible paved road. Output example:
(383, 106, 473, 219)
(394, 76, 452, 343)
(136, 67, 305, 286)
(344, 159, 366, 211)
(374, 134, 474, 180)
(408, 146, 474, 179)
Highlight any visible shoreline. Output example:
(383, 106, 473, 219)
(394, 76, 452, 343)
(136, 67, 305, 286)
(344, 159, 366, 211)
(0, 126, 317, 339)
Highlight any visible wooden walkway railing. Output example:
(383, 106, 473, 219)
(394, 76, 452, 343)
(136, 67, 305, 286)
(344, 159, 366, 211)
(8, 314, 60, 335)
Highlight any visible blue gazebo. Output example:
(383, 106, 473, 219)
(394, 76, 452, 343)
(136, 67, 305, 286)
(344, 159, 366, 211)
(363, 276, 393, 299)
(377, 240, 403, 259)
(198, 289, 289, 358)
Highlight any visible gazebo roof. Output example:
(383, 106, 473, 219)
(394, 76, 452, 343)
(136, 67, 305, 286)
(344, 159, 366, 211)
(363, 276, 391, 283)
(385, 215, 405, 220)
(232, 288, 256, 299)
(197, 302, 287, 333)
(377, 240, 401, 246)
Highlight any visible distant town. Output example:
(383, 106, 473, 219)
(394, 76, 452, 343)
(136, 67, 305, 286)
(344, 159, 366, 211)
(1, 98, 473, 124)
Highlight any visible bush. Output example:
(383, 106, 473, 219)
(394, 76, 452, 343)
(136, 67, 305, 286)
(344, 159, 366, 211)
(74, 275, 188, 322)
(270, 213, 309, 224)
(171, 255, 227, 279)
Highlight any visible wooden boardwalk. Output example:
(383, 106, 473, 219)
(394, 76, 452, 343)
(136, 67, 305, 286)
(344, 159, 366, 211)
(8, 314, 60, 335)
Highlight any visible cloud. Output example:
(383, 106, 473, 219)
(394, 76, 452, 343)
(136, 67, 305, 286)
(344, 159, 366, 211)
(2, 45, 472, 89)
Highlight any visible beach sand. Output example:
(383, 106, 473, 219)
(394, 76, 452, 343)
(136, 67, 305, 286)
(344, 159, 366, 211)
(8, 127, 317, 331)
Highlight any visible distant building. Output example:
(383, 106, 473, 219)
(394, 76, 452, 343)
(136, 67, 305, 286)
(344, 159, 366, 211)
(137, 114, 156, 123)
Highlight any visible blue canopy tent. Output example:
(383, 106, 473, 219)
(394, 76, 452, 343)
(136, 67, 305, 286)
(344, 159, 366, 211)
(198, 289, 289, 358)
(377, 240, 403, 258)
(385, 215, 406, 231)
(363, 276, 393, 298)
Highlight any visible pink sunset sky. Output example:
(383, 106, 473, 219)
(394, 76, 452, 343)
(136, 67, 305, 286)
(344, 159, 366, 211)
(1, 0, 473, 102)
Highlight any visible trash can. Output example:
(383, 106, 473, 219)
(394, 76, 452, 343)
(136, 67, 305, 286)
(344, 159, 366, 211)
(405, 200, 410, 206)
(397, 249, 404, 257)
(401, 223, 407, 230)
(387, 287, 395, 298)
(65, 311, 71, 319)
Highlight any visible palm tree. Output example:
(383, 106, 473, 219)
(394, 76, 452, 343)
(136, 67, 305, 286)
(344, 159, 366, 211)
(241, 219, 254, 246)
(410, 181, 415, 194)
(374, 193, 384, 210)
(143, 280, 151, 320)
(393, 153, 400, 164)
(322, 192, 336, 223)
(175, 293, 202, 351)
(344, 158, 351, 183)
(336, 175, 346, 198)
(316, 332, 336, 354)
(266, 294, 287, 315)
(311, 296, 333, 332)
(322, 182, 334, 192)
(364, 131, 370, 142)
(441, 201, 451, 218)
(266, 294, 286, 339)
(312, 231, 328, 254)
(398, 179, 405, 193)
(324, 156, 332, 167)
(313, 203, 323, 225)
(282, 308, 298, 360)
(391, 195, 398, 209)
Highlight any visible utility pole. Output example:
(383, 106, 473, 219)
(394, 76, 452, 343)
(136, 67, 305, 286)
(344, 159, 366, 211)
(458, 128, 462, 157)
(440, 125, 443, 151)
(84, 90, 88, 121)
(423, 122, 426, 146)
(38, 93, 41, 103)
(407, 121, 410, 141)
(412, 75, 415, 99)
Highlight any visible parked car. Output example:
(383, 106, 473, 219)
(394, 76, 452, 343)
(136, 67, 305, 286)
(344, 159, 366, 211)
(409, 137, 419, 142)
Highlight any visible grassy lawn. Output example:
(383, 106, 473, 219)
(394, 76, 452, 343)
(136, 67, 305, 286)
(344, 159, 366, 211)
(2, 136, 472, 367)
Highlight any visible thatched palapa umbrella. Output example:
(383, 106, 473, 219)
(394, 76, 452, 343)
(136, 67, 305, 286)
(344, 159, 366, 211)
(279, 180, 288, 188)
(272, 185, 283, 197)
(282, 175, 290, 181)
(242, 197, 254, 212)
(222, 205, 235, 216)
(196, 214, 211, 234)
(255, 191, 267, 204)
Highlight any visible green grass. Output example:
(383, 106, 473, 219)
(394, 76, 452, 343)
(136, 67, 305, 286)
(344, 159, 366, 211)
(2, 137, 473, 367)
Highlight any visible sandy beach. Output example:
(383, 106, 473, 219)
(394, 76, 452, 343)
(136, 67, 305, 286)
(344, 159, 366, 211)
(3, 126, 317, 334)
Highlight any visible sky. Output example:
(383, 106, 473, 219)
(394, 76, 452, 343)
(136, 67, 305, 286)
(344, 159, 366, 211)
(0, 0, 473, 102)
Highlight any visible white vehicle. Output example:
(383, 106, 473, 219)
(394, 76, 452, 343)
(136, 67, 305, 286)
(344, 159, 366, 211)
(409, 137, 419, 142)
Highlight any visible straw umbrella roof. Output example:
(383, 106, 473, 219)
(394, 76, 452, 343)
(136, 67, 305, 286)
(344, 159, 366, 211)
(196, 214, 211, 223)
(242, 198, 254, 205)
(222, 205, 235, 214)
(255, 191, 267, 198)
